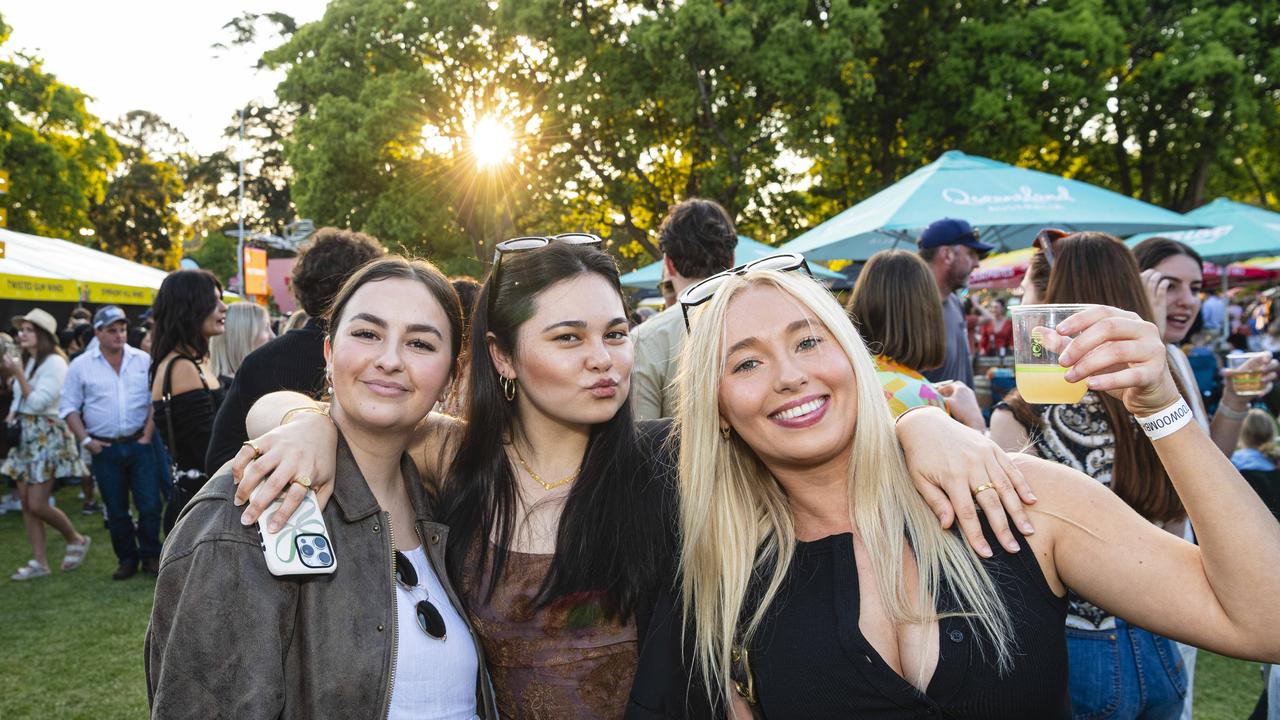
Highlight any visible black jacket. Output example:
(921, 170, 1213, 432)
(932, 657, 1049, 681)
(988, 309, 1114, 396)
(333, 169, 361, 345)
(206, 318, 327, 474)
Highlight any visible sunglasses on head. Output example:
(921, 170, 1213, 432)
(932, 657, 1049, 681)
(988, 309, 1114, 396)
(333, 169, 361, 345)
(1034, 228, 1070, 268)
(489, 232, 602, 265)
(677, 252, 813, 331)
(393, 550, 447, 641)
(488, 233, 603, 313)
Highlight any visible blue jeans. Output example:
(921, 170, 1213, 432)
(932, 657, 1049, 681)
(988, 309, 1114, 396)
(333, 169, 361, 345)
(1068, 620, 1188, 720)
(93, 440, 162, 564)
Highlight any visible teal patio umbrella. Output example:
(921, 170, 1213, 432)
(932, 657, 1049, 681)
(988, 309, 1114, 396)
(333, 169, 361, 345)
(780, 150, 1201, 261)
(619, 235, 843, 289)
(1125, 197, 1280, 264)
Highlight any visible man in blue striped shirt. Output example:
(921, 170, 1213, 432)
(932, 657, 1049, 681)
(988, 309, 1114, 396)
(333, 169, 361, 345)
(60, 306, 160, 580)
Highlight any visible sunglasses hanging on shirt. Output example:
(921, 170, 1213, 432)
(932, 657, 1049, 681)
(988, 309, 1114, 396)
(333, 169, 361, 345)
(393, 549, 447, 641)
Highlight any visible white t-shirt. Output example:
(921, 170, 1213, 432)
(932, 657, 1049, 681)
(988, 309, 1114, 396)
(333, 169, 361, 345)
(387, 545, 480, 720)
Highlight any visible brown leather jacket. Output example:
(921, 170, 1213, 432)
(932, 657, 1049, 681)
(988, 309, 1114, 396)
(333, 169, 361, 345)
(146, 437, 497, 719)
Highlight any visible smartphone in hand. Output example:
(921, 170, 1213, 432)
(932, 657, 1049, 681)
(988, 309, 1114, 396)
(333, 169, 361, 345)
(250, 485, 337, 576)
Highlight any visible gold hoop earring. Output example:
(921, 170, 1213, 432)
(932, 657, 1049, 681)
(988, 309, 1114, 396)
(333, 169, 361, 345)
(501, 376, 517, 402)
(720, 426, 731, 441)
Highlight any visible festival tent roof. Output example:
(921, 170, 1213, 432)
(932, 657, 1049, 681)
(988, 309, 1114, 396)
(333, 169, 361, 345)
(618, 235, 842, 289)
(0, 227, 170, 305)
(779, 150, 1201, 261)
(1125, 198, 1280, 264)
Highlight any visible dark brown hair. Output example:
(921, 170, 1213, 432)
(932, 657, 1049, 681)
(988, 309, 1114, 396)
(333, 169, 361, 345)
(324, 256, 464, 368)
(20, 322, 65, 370)
(1004, 232, 1186, 523)
(291, 228, 386, 319)
(657, 198, 738, 279)
(848, 250, 945, 372)
(1132, 236, 1204, 273)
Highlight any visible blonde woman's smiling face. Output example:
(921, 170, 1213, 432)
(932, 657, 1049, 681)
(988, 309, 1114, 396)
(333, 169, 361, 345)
(716, 284, 858, 475)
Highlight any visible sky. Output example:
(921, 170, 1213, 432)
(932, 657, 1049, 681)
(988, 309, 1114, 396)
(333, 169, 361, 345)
(3, 0, 330, 154)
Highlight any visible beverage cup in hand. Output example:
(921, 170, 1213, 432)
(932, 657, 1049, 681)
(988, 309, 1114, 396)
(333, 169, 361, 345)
(1226, 351, 1271, 397)
(1011, 304, 1091, 404)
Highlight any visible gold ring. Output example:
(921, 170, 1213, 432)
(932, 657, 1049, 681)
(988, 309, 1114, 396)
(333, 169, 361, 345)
(290, 475, 313, 490)
(242, 440, 262, 460)
(972, 483, 996, 497)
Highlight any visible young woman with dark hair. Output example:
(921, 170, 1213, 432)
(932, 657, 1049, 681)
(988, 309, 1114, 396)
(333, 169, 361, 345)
(149, 269, 228, 534)
(991, 232, 1199, 718)
(1132, 236, 1276, 459)
(230, 240, 1037, 718)
(3, 309, 91, 580)
(148, 256, 496, 718)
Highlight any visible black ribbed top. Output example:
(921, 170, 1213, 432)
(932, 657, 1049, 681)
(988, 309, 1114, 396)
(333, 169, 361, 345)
(627, 519, 1069, 720)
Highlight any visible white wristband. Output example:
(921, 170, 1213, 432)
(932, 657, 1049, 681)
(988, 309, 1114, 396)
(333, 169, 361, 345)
(1136, 397, 1194, 440)
(80, 436, 93, 447)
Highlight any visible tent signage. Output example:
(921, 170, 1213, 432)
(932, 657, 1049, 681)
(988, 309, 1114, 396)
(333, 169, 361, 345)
(87, 282, 155, 305)
(0, 274, 78, 301)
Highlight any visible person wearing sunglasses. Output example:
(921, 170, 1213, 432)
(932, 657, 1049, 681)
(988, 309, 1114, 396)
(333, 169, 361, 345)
(992, 232, 1207, 719)
(627, 264, 1280, 719)
(230, 240, 1037, 718)
(147, 257, 496, 719)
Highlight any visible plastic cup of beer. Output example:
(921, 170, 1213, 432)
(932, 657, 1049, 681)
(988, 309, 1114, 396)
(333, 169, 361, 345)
(1226, 351, 1270, 397)
(1010, 304, 1090, 404)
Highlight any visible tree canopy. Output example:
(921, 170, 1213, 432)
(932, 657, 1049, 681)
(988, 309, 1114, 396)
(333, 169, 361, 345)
(2, 3, 1277, 275)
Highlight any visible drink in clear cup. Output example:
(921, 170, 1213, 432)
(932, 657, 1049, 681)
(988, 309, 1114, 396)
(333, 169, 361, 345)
(1011, 304, 1090, 404)
(1227, 351, 1270, 396)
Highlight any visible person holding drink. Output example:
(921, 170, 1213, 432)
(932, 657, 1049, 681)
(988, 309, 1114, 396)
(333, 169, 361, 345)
(991, 231, 1202, 719)
(1133, 237, 1278, 457)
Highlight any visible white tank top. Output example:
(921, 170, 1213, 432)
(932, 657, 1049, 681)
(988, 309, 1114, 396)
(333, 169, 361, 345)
(387, 544, 480, 720)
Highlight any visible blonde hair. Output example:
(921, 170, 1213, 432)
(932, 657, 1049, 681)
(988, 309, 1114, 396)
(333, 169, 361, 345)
(209, 302, 270, 378)
(1241, 409, 1278, 451)
(674, 270, 1013, 707)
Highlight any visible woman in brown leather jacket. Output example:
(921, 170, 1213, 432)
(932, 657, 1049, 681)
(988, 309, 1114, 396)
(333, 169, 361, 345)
(146, 257, 497, 719)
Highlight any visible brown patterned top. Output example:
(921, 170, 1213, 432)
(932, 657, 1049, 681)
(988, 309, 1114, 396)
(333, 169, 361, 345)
(462, 544, 638, 719)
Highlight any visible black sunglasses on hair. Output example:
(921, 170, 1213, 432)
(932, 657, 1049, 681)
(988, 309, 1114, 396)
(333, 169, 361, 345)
(487, 233, 603, 313)
(677, 252, 813, 331)
(393, 550, 447, 641)
(489, 233, 602, 265)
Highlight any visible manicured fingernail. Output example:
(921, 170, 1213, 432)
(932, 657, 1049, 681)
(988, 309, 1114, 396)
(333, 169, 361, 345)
(980, 543, 993, 558)
(268, 520, 281, 533)
(1021, 521, 1036, 534)
(1027, 491, 1038, 502)
(1006, 540, 1021, 552)
(240, 511, 253, 525)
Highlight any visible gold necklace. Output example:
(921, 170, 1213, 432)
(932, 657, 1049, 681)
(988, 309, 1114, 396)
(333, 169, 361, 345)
(511, 443, 579, 491)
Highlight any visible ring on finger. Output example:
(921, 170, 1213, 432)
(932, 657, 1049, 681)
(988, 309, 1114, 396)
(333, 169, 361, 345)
(972, 482, 997, 498)
(242, 439, 263, 460)
(290, 475, 313, 490)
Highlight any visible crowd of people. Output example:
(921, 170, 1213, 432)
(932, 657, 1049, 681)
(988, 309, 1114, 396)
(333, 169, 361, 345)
(3, 202, 1280, 719)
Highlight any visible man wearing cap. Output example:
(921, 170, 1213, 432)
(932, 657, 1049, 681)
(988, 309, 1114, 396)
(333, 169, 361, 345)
(917, 218, 992, 389)
(60, 306, 160, 580)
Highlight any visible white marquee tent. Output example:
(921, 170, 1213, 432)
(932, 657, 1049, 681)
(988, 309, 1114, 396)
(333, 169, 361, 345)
(0, 227, 171, 305)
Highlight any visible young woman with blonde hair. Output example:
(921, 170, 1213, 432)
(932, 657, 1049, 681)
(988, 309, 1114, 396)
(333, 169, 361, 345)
(208, 302, 274, 383)
(627, 263, 1280, 719)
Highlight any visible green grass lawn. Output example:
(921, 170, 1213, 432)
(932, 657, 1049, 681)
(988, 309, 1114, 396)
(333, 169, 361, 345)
(0, 485, 1268, 718)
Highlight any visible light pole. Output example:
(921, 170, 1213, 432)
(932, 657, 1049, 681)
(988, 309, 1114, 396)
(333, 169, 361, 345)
(236, 105, 246, 295)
